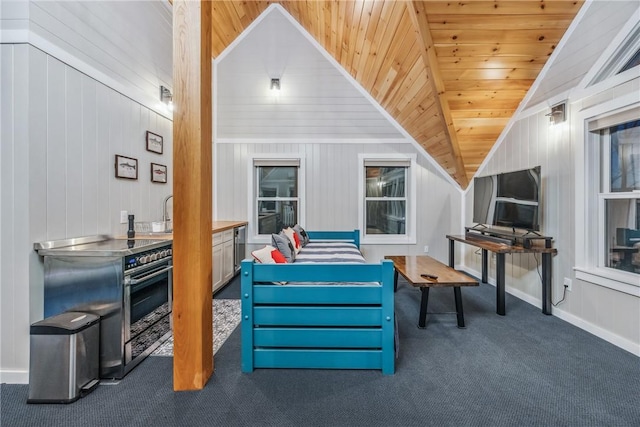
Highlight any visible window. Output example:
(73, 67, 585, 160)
(578, 106, 640, 292)
(589, 22, 640, 85)
(251, 158, 303, 239)
(358, 155, 416, 244)
(618, 47, 640, 74)
(599, 120, 640, 275)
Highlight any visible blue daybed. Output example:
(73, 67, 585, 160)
(240, 230, 395, 375)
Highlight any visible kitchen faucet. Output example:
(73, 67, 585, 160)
(162, 194, 173, 227)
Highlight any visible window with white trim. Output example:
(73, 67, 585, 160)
(359, 155, 416, 244)
(253, 158, 301, 237)
(590, 115, 640, 277)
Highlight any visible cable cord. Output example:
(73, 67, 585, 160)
(533, 252, 567, 306)
(553, 285, 568, 306)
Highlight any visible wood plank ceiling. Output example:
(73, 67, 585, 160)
(207, 1, 584, 188)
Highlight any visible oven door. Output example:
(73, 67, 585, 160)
(124, 260, 172, 366)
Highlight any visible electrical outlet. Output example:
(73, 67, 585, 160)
(120, 210, 128, 224)
(423, 245, 429, 253)
(564, 277, 572, 292)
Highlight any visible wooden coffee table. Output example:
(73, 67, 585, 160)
(385, 255, 478, 328)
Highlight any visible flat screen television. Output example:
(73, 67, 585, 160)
(472, 166, 541, 231)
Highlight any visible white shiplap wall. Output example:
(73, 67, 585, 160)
(463, 75, 640, 354)
(1, 0, 173, 119)
(214, 5, 461, 264)
(214, 142, 461, 263)
(0, 44, 173, 383)
(215, 6, 403, 141)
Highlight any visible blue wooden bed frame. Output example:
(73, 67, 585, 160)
(241, 230, 395, 375)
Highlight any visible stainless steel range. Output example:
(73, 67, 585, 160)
(35, 235, 173, 379)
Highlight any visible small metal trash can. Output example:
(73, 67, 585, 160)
(28, 311, 100, 404)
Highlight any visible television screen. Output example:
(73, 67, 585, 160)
(496, 167, 540, 201)
(472, 166, 541, 231)
(493, 201, 539, 230)
(472, 175, 496, 225)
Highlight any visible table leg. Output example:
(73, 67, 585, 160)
(496, 253, 506, 316)
(453, 287, 465, 328)
(481, 249, 488, 283)
(542, 253, 552, 315)
(393, 269, 399, 293)
(448, 239, 455, 268)
(418, 287, 430, 329)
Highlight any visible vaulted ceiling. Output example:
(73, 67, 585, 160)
(206, 1, 584, 188)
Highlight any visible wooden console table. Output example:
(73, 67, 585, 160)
(446, 234, 557, 316)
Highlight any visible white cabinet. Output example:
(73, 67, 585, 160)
(212, 240, 223, 292)
(212, 229, 235, 294)
(222, 237, 234, 283)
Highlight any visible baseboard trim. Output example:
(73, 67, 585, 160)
(0, 369, 29, 385)
(460, 266, 639, 357)
(552, 308, 640, 357)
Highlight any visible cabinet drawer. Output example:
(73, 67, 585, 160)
(212, 232, 223, 246)
(223, 229, 234, 242)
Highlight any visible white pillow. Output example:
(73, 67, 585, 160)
(251, 245, 287, 264)
(283, 227, 301, 254)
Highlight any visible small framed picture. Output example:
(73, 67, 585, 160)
(115, 155, 138, 180)
(151, 163, 167, 183)
(146, 131, 163, 154)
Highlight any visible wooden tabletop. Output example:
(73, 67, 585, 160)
(211, 220, 248, 233)
(385, 255, 478, 288)
(446, 235, 557, 254)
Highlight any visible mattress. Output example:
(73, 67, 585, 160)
(293, 241, 366, 264)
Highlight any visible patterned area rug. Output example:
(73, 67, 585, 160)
(151, 299, 241, 356)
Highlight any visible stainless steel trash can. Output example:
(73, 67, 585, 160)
(28, 311, 100, 404)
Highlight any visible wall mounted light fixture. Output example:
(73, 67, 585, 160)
(270, 78, 280, 91)
(160, 85, 173, 110)
(546, 102, 566, 124)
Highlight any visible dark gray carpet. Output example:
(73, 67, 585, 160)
(2, 275, 639, 426)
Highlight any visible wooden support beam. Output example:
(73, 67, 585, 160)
(172, 0, 213, 391)
(408, 1, 469, 188)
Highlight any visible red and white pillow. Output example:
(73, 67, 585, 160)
(251, 245, 287, 264)
(282, 227, 302, 254)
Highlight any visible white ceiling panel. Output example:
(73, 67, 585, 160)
(524, 0, 640, 109)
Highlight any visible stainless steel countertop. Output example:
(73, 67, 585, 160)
(34, 235, 171, 257)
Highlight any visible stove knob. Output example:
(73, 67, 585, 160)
(159, 250, 167, 258)
(168, 249, 172, 256)
(151, 253, 158, 261)
(139, 255, 148, 264)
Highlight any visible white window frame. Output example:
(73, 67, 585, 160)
(358, 153, 417, 245)
(247, 154, 305, 244)
(575, 99, 640, 296)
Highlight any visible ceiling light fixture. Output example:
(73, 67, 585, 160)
(270, 78, 280, 91)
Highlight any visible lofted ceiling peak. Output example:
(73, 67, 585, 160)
(206, 1, 584, 188)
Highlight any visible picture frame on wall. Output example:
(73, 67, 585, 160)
(151, 163, 167, 184)
(146, 131, 163, 154)
(115, 154, 138, 180)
